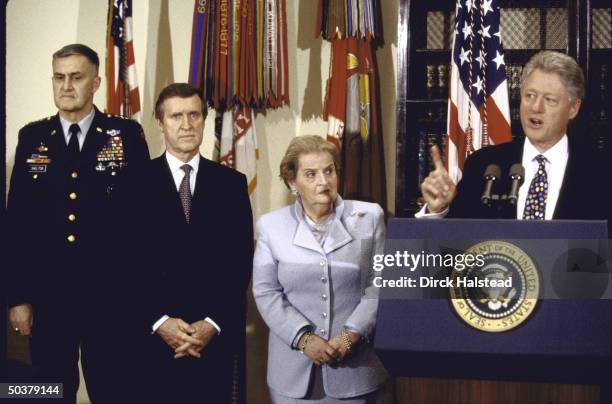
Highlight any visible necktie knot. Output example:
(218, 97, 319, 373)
(69, 124, 80, 136)
(67, 124, 81, 159)
(181, 164, 192, 175)
(535, 154, 547, 166)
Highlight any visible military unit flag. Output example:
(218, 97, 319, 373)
(320, 1, 385, 208)
(213, 107, 259, 219)
(188, 0, 289, 111)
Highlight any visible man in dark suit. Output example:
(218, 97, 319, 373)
(134, 83, 253, 403)
(6, 44, 150, 402)
(419, 51, 608, 223)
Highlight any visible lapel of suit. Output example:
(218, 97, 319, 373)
(292, 196, 353, 255)
(323, 196, 352, 254)
(190, 155, 212, 224)
(46, 114, 68, 167)
(292, 200, 325, 255)
(157, 153, 189, 224)
(552, 137, 579, 219)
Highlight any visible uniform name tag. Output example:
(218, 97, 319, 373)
(28, 165, 47, 173)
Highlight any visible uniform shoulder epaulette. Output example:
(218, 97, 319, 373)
(23, 115, 54, 128)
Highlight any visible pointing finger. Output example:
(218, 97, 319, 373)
(430, 145, 446, 172)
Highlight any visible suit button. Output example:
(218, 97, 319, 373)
(68, 214, 76, 222)
(69, 192, 77, 200)
(320, 329, 326, 336)
(67, 234, 76, 243)
(320, 276, 327, 283)
(319, 260, 326, 266)
(111, 171, 117, 176)
(322, 312, 327, 318)
(71, 171, 78, 179)
(321, 294, 327, 300)
(32, 174, 38, 179)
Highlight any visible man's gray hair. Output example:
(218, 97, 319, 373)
(521, 50, 585, 101)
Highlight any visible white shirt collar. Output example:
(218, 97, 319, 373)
(523, 134, 568, 166)
(165, 152, 200, 176)
(59, 107, 95, 143)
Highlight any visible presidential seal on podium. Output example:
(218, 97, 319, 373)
(450, 240, 540, 332)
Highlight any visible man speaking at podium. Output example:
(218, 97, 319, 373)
(418, 51, 609, 223)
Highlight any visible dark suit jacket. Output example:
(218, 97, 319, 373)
(129, 153, 253, 402)
(6, 107, 149, 307)
(448, 136, 610, 224)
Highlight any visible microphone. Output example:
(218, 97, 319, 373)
(481, 164, 501, 205)
(508, 164, 525, 205)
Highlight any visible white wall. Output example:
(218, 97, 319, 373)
(6, 0, 398, 218)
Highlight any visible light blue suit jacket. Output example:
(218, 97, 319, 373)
(252, 196, 388, 398)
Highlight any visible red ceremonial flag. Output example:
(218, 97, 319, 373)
(447, 0, 511, 183)
(106, 0, 141, 122)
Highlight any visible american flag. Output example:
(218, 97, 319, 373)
(106, 0, 141, 122)
(447, 0, 511, 182)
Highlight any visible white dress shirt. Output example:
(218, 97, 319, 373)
(151, 152, 221, 334)
(165, 152, 200, 195)
(416, 135, 569, 220)
(59, 107, 95, 150)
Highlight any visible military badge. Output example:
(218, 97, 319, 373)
(27, 144, 52, 173)
(37, 143, 49, 153)
(450, 240, 540, 332)
(95, 130, 127, 172)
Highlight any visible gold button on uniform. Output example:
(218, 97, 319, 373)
(69, 192, 77, 200)
(111, 171, 117, 176)
(32, 174, 38, 179)
(68, 214, 76, 222)
(71, 172, 78, 179)
(67, 235, 76, 243)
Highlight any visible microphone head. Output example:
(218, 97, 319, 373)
(483, 164, 501, 180)
(509, 163, 525, 185)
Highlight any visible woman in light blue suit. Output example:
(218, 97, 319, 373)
(253, 135, 388, 403)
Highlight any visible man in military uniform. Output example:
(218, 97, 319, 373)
(6, 44, 149, 403)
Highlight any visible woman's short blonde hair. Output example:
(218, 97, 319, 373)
(279, 135, 340, 188)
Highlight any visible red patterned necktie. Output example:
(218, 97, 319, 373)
(523, 155, 548, 220)
(179, 164, 193, 223)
